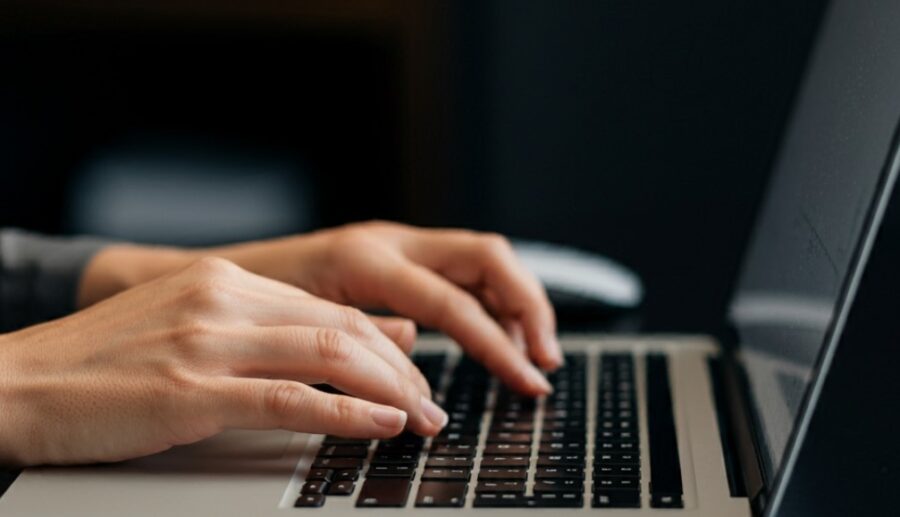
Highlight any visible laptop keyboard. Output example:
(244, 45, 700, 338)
(294, 351, 684, 509)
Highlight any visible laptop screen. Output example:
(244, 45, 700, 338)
(728, 0, 900, 484)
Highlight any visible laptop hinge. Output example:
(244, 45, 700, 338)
(707, 352, 767, 514)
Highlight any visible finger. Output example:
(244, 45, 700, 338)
(399, 230, 561, 369)
(200, 273, 431, 397)
(211, 377, 408, 438)
(367, 315, 417, 354)
(224, 326, 447, 436)
(371, 258, 552, 396)
(502, 318, 527, 353)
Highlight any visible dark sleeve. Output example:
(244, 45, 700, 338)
(0, 229, 112, 332)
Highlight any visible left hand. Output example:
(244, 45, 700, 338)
(80, 221, 560, 395)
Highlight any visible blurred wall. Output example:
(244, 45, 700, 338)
(0, 1, 828, 331)
(444, 0, 828, 331)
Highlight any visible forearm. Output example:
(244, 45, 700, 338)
(77, 232, 328, 308)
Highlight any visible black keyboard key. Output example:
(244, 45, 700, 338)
(595, 440, 638, 453)
(371, 453, 419, 465)
(493, 410, 535, 421)
(596, 430, 637, 442)
(305, 468, 333, 481)
(443, 421, 482, 433)
(543, 409, 585, 420)
(356, 477, 412, 507)
(483, 443, 532, 455)
(487, 432, 533, 444)
(318, 445, 368, 458)
(415, 481, 468, 507)
(381, 432, 425, 446)
(421, 468, 470, 481)
(430, 443, 476, 456)
(367, 464, 416, 478)
(477, 468, 528, 481)
(533, 479, 583, 493)
(376, 442, 423, 454)
(646, 354, 684, 508)
(475, 493, 583, 508)
(595, 465, 640, 478)
(535, 467, 584, 479)
(526, 492, 583, 508)
(538, 442, 585, 454)
(431, 435, 479, 446)
(294, 494, 326, 507)
(475, 480, 526, 493)
(540, 431, 582, 443)
(490, 421, 534, 432)
(474, 493, 523, 507)
(597, 419, 634, 431)
(494, 398, 536, 411)
(593, 489, 641, 508)
(542, 420, 585, 431)
(480, 455, 531, 468)
(537, 454, 585, 467)
(594, 477, 640, 490)
(333, 469, 360, 482)
(595, 452, 640, 465)
(426, 456, 474, 468)
(448, 412, 482, 423)
(312, 457, 364, 470)
(326, 480, 356, 496)
(322, 436, 371, 446)
(301, 480, 329, 495)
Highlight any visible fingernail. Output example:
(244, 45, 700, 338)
(421, 395, 449, 429)
(545, 333, 564, 367)
(370, 407, 408, 429)
(526, 365, 553, 394)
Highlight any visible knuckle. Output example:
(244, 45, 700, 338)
(169, 320, 214, 347)
(330, 229, 376, 256)
(265, 381, 308, 418)
(150, 363, 205, 419)
(181, 277, 233, 310)
(329, 395, 357, 425)
(315, 328, 355, 364)
(191, 256, 239, 277)
(340, 307, 371, 337)
(480, 233, 514, 258)
(390, 368, 411, 398)
(406, 363, 429, 393)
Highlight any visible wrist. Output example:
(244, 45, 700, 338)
(199, 233, 330, 291)
(77, 244, 194, 308)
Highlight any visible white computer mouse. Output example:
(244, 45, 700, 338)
(513, 240, 643, 311)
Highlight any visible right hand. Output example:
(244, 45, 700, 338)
(0, 257, 447, 467)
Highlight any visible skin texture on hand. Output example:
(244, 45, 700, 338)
(79, 221, 561, 395)
(0, 258, 447, 466)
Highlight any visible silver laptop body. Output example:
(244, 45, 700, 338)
(0, 336, 749, 517)
(3, 0, 900, 515)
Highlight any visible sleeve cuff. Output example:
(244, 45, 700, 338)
(0, 229, 114, 331)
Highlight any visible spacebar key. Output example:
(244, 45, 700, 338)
(646, 354, 684, 508)
(356, 478, 412, 507)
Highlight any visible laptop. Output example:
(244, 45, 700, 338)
(3, 0, 899, 514)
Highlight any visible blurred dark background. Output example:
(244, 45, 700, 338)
(0, 0, 828, 332)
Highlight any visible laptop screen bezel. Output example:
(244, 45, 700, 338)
(730, 120, 900, 515)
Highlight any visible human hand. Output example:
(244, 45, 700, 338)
(80, 222, 560, 396)
(1, 257, 446, 466)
